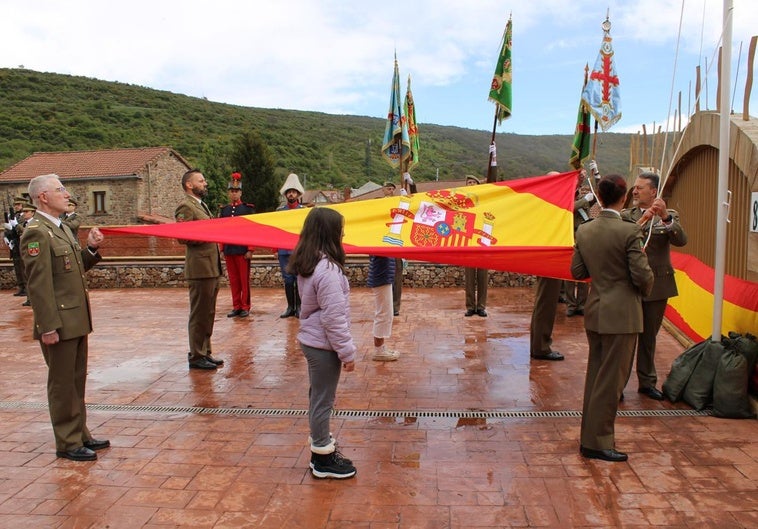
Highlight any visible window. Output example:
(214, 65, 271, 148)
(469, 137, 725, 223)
(93, 191, 106, 214)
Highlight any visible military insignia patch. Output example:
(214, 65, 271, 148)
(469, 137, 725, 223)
(27, 241, 40, 257)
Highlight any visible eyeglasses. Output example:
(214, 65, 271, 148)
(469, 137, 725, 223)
(43, 186, 67, 194)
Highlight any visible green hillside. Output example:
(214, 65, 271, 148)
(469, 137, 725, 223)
(0, 68, 630, 188)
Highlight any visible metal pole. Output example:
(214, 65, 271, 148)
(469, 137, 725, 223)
(712, 0, 732, 342)
(486, 112, 498, 183)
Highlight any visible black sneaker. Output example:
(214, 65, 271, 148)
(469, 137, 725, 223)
(310, 447, 352, 469)
(311, 450, 356, 479)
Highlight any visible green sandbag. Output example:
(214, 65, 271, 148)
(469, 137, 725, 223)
(682, 341, 725, 411)
(712, 348, 756, 419)
(663, 340, 707, 402)
(726, 331, 758, 375)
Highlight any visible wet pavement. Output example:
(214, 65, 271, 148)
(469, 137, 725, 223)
(0, 286, 756, 528)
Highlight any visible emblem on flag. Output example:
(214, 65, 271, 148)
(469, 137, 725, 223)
(581, 17, 621, 132)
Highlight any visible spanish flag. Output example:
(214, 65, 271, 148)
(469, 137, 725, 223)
(103, 171, 579, 280)
(667, 252, 758, 342)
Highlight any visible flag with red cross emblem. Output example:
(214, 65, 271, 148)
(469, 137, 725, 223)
(581, 17, 621, 132)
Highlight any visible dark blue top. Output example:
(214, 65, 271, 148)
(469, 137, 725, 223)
(218, 202, 256, 255)
(367, 255, 395, 288)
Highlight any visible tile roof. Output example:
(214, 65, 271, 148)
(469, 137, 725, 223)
(0, 147, 190, 182)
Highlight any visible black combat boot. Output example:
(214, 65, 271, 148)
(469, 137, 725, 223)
(280, 283, 297, 318)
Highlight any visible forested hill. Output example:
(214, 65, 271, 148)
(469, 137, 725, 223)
(0, 68, 630, 188)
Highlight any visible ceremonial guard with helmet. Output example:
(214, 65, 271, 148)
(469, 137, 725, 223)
(219, 172, 256, 318)
(276, 173, 305, 318)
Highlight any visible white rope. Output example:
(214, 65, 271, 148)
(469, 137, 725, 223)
(649, 1, 733, 250)
(657, 0, 686, 183)
(660, 2, 730, 193)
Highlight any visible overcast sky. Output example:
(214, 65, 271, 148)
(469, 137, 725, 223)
(1, 0, 756, 135)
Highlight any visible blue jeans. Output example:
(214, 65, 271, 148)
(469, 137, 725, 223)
(278, 252, 296, 287)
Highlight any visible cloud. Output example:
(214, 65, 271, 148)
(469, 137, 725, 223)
(0, 0, 754, 134)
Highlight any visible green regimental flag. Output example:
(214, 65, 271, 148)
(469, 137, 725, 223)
(569, 101, 591, 170)
(569, 70, 591, 170)
(488, 17, 512, 123)
(404, 74, 419, 171)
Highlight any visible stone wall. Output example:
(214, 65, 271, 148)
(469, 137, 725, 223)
(81, 178, 140, 225)
(0, 258, 537, 290)
(137, 152, 191, 220)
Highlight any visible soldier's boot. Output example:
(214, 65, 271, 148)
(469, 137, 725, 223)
(280, 283, 297, 318)
(294, 283, 301, 318)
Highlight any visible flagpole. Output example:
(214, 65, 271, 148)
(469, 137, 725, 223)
(486, 15, 512, 184)
(590, 119, 599, 160)
(712, 0, 733, 341)
(397, 136, 403, 186)
(486, 112, 498, 183)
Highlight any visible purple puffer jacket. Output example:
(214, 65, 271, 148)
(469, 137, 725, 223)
(297, 256, 356, 363)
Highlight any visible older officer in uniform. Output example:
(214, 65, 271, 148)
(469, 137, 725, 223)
(622, 172, 687, 400)
(22, 174, 110, 461)
(219, 172, 255, 318)
(572, 174, 653, 462)
(175, 169, 224, 370)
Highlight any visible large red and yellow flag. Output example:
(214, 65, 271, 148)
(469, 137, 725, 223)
(103, 171, 579, 280)
(667, 252, 758, 342)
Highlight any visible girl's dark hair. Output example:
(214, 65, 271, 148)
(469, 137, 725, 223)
(597, 174, 628, 206)
(287, 207, 346, 277)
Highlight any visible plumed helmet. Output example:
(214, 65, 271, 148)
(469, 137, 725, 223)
(228, 172, 243, 190)
(280, 173, 304, 196)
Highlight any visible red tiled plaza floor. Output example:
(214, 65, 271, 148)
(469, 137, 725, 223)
(0, 286, 756, 528)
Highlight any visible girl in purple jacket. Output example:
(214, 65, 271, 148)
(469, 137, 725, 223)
(287, 208, 357, 479)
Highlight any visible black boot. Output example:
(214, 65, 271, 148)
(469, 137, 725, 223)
(280, 283, 297, 318)
(310, 442, 356, 479)
(293, 282, 301, 318)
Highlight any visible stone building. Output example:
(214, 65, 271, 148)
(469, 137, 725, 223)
(0, 147, 192, 225)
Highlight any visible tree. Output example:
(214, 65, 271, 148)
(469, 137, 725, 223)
(229, 130, 279, 212)
(196, 139, 232, 213)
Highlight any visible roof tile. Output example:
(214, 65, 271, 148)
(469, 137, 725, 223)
(0, 147, 187, 182)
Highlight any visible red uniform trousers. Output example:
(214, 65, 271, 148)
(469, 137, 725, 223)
(224, 254, 250, 311)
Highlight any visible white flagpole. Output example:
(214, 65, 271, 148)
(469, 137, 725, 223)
(711, 0, 733, 342)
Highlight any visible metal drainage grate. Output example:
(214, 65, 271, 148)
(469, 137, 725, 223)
(0, 401, 711, 418)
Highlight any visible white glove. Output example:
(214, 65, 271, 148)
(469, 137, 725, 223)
(583, 192, 595, 203)
(588, 160, 599, 177)
(8, 217, 18, 229)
